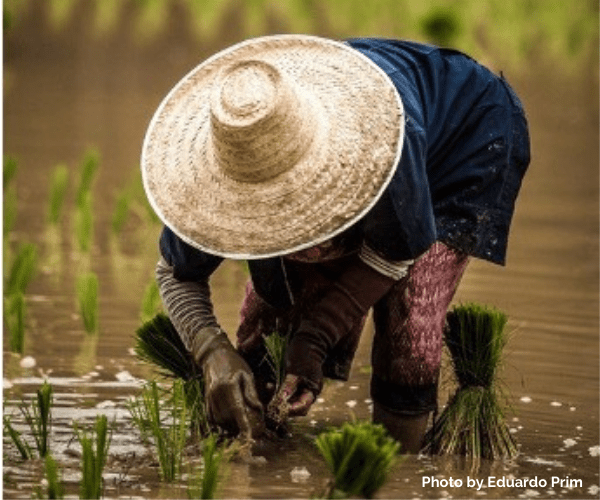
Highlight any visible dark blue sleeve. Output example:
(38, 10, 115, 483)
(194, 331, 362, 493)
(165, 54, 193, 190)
(159, 226, 223, 281)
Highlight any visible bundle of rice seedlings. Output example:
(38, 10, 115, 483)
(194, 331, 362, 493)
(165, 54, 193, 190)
(263, 331, 288, 391)
(316, 421, 401, 499)
(19, 381, 54, 458)
(75, 192, 94, 252)
(134, 313, 209, 436)
(135, 313, 196, 380)
(424, 302, 517, 461)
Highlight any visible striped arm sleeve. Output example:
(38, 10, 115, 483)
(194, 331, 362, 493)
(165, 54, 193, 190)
(359, 243, 414, 280)
(155, 257, 224, 352)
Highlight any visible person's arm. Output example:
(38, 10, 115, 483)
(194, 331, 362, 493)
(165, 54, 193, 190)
(156, 257, 264, 439)
(267, 244, 414, 423)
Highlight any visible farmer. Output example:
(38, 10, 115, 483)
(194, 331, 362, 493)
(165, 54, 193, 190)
(141, 35, 530, 453)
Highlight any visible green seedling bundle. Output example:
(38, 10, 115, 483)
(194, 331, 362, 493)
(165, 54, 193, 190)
(48, 164, 69, 225)
(424, 303, 517, 461)
(316, 421, 401, 499)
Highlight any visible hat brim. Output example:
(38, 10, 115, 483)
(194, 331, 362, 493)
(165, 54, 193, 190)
(142, 35, 404, 260)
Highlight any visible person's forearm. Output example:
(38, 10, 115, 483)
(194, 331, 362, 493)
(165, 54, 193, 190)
(155, 257, 222, 352)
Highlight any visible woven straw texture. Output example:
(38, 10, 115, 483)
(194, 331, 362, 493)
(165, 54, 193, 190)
(142, 35, 404, 259)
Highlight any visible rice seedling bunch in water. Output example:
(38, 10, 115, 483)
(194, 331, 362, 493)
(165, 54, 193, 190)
(4, 292, 26, 354)
(19, 381, 54, 458)
(316, 421, 401, 499)
(77, 272, 99, 334)
(424, 302, 517, 461)
(5, 242, 38, 295)
(75, 149, 99, 208)
(188, 433, 229, 499)
(75, 414, 111, 500)
(4, 183, 17, 237)
(47, 164, 69, 225)
(135, 313, 210, 436)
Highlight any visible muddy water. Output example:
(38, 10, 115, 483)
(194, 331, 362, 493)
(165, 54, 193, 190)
(3, 3, 599, 499)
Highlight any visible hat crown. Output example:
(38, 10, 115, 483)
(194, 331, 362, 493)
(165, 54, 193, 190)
(209, 60, 316, 183)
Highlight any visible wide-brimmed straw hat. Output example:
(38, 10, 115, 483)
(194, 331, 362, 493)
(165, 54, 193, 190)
(141, 34, 404, 259)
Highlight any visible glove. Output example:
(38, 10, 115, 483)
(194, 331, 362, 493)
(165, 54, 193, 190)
(268, 257, 397, 420)
(191, 327, 264, 439)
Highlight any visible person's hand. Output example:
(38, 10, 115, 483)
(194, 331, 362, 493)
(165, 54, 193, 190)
(192, 328, 264, 439)
(266, 374, 316, 431)
(267, 257, 397, 428)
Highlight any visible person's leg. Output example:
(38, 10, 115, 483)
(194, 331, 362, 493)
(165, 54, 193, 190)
(371, 242, 469, 453)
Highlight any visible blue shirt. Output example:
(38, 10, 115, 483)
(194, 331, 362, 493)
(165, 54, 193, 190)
(159, 38, 531, 309)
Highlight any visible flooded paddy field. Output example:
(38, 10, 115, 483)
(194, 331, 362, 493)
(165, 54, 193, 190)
(3, 2, 599, 498)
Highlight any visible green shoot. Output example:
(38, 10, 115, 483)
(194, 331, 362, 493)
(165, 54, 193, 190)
(75, 414, 111, 500)
(133, 379, 189, 482)
(75, 149, 99, 208)
(111, 190, 130, 234)
(4, 185, 17, 236)
(3, 414, 33, 460)
(4, 292, 26, 353)
(3, 155, 18, 188)
(41, 454, 65, 499)
(263, 331, 288, 391)
(75, 191, 94, 252)
(188, 433, 229, 499)
(315, 421, 401, 499)
(5, 242, 38, 295)
(77, 272, 99, 334)
(140, 279, 162, 324)
(19, 381, 54, 458)
(47, 164, 69, 225)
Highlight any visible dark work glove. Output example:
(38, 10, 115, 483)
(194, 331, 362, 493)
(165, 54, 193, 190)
(191, 327, 264, 439)
(268, 257, 397, 422)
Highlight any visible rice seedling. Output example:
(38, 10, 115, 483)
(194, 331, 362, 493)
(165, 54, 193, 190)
(140, 279, 162, 323)
(75, 149, 99, 208)
(187, 433, 229, 499)
(4, 292, 26, 353)
(315, 420, 401, 499)
(424, 302, 518, 461)
(3, 154, 18, 188)
(47, 164, 69, 225)
(135, 313, 210, 435)
(75, 191, 94, 252)
(111, 190, 131, 234)
(5, 242, 38, 295)
(3, 184, 17, 236)
(135, 379, 189, 482)
(19, 381, 54, 458)
(76, 272, 99, 334)
(38, 454, 65, 499)
(3, 414, 33, 460)
(74, 414, 111, 500)
(263, 331, 288, 391)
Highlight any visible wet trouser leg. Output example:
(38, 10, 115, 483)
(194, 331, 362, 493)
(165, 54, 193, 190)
(371, 242, 469, 452)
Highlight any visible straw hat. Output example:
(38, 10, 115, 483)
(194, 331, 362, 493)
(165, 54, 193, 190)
(141, 34, 404, 259)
